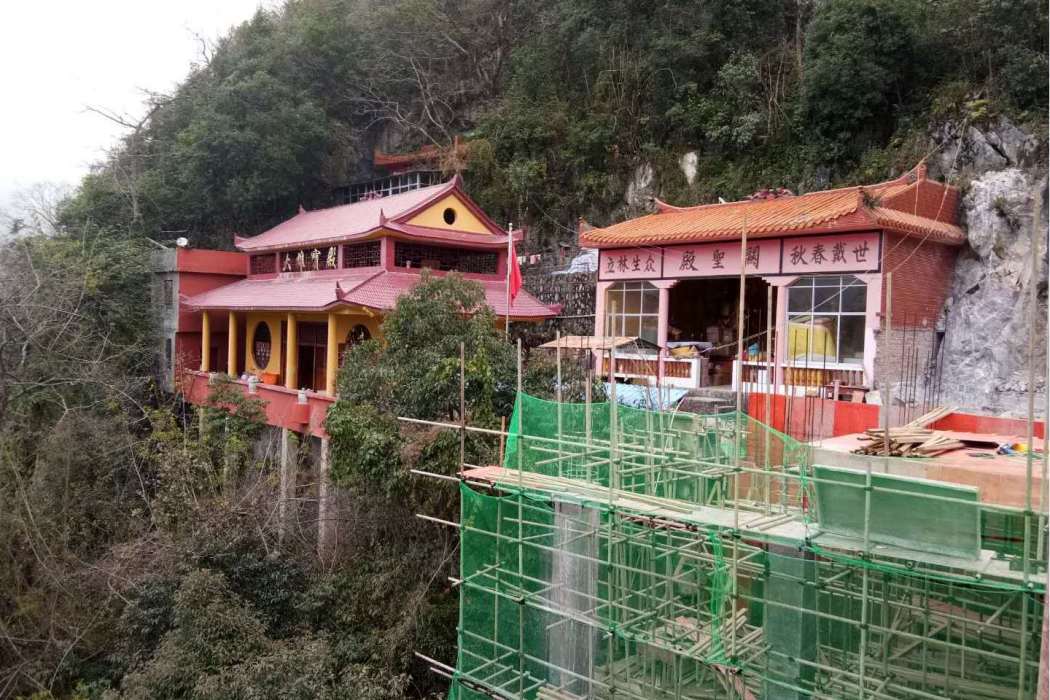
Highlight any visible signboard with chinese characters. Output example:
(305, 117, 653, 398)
(598, 247, 663, 280)
(664, 239, 781, 278)
(596, 232, 882, 280)
(779, 232, 880, 274)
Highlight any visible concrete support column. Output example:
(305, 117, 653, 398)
(227, 312, 238, 377)
(655, 282, 672, 349)
(285, 313, 298, 390)
(653, 281, 676, 389)
(317, 437, 334, 560)
(764, 543, 817, 699)
(325, 313, 339, 396)
(764, 277, 795, 393)
(278, 428, 295, 542)
(200, 310, 211, 372)
(774, 283, 787, 392)
(594, 281, 613, 337)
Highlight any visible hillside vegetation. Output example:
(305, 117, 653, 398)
(0, 1, 1046, 698)
(61, 0, 1047, 247)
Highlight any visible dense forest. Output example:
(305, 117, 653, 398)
(0, 0, 1046, 698)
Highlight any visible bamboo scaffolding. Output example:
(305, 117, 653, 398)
(408, 338, 1045, 700)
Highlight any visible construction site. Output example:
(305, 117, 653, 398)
(409, 335, 1047, 700)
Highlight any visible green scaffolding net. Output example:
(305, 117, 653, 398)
(446, 393, 1046, 699)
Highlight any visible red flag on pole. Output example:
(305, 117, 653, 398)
(509, 239, 523, 301)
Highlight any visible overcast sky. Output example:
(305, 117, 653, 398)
(0, 1, 267, 211)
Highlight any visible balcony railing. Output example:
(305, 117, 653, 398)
(599, 351, 708, 390)
(733, 360, 867, 397)
(181, 370, 336, 437)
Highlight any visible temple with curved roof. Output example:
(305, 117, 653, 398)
(175, 176, 555, 432)
(579, 163, 963, 396)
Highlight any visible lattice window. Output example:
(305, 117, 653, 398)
(250, 254, 276, 275)
(279, 246, 338, 272)
(604, 281, 659, 344)
(787, 274, 867, 365)
(342, 241, 381, 269)
(252, 323, 272, 368)
(394, 243, 498, 274)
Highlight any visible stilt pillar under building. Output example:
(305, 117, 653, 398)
(317, 437, 335, 560)
(279, 428, 295, 542)
(763, 543, 817, 699)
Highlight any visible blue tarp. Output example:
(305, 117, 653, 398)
(604, 382, 688, 410)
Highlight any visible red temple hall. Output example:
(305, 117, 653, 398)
(161, 176, 555, 437)
(580, 163, 963, 398)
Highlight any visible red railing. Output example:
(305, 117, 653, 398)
(181, 370, 336, 438)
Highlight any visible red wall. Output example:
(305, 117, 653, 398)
(176, 248, 247, 276)
(930, 412, 1045, 439)
(881, 233, 958, 327)
(183, 370, 334, 438)
(882, 178, 960, 224)
(747, 393, 1044, 440)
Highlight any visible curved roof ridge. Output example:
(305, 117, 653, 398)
(235, 177, 473, 252)
(652, 167, 933, 213)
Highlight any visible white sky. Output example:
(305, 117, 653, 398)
(0, 0, 268, 211)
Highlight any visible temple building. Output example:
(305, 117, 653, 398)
(181, 175, 553, 409)
(580, 163, 963, 398)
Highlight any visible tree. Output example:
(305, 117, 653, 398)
(801, 0, 914, 158)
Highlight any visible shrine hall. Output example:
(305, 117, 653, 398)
(580, 163, 964, 398)
(176, 176, 555, 436)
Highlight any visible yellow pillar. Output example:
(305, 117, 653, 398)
(227, 312, 238, 376)
(285, 313, 298, 389)
(325, 313, 339, 396)
(201, 310, 211, 372)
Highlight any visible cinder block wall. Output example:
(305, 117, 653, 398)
(873, 326, 940, 405)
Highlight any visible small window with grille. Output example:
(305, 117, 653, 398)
(342, 241, 381, 269)
(163, 279, 174, 306)
(394, 243, 498, 274)
(250, 254, 276, 275)
(252, 322, 272, 369)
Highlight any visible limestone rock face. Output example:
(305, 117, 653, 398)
(938, 167, 1047, 417)
(679, 151, 699, 185)
(625, 162, 656, 212)
(930, 116, 1041, 180)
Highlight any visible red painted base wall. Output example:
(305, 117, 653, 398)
(747, 393, 1044, 440)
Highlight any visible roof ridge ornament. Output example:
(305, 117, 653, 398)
(335, 280, 347, 301)
(379, 208, 387, 226)
(298, 204, 307, 215)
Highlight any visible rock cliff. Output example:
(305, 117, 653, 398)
(935, 120, 1047, 417)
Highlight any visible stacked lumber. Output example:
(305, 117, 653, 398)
(852, 407, 963, 457)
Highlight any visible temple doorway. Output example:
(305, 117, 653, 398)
(296, 322, 328, 391)
(667, 278, 771, 386)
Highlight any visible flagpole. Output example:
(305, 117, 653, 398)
(505, 222, 513, 338)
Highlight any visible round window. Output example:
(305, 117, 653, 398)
(346, 324, 371, 346)
(442, 207, 457, 225)
(252, 322, 272, 368)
